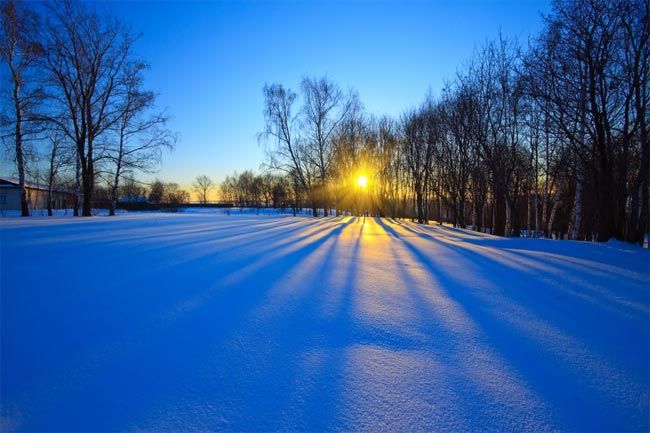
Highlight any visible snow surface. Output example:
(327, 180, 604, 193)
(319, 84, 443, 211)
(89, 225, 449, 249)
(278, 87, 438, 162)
(1, 214, 648, 432)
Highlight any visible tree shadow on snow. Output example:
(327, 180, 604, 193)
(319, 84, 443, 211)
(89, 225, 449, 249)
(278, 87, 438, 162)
(375, 218, 649, 432)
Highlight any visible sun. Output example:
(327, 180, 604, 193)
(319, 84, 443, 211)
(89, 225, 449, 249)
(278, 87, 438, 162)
(357, 175, 368, 188)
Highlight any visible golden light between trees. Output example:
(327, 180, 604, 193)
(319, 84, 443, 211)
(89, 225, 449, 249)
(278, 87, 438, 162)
(357, 175, 368, 188)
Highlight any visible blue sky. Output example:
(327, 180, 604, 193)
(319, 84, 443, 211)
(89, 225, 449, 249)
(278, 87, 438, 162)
(99, 1, 549, 188)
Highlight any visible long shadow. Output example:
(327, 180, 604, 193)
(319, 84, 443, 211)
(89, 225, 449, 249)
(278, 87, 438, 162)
(7, 217, 358, 432)
(163, 217, 443, 431)
(384, 218, 646, 355)
(124, 215, 361, 431)
(392, 220, 648, 317)
(158, 217, 342, 269)
(265, 217, 457, 431)
(376, 218, 649, 432)
(305, 218, 487, 431)
(383, 229, 467, 340)
(406, 220, 649, 278)
(216, 217, 362, 431)
(155, 221, 351, 323)
(378, 219, 564, 426)
(5, 216, 647, 431)
(19, 214, 307, 250)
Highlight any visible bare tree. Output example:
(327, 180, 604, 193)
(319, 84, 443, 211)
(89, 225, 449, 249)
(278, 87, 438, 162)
(163, 182, 189, 209)
(524, 0, 648, 242)
(41, 0, 138, 216)
(400, 100, 440, 224)
(260, 83, 315, 213)
(148, 179, 164, 204)
(119, 176, 145, 203)
(0, 0, 44, 216)
(467, 36, 525, 236)
(193, 174, 213, 204)
(619, 0, 649, 243)
(220, 171, 290, 210)
(300, 76, 356, 216)
(439, 82, 476, 227)
(107, 62, 175, 215)
(44, 130, 72, 216)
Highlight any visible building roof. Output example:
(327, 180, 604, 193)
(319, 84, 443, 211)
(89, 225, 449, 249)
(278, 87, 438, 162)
(0, 177, 76, 195)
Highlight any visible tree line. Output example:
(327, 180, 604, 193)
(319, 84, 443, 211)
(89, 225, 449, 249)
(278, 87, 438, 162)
(221, 171, 294, 210)
(3, 0, 647, 244)
(0, 0, 176, 216)
(255, 0, 648, 244)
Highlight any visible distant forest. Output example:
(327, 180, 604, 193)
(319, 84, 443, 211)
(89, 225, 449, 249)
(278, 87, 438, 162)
(1, 0, 648, 244)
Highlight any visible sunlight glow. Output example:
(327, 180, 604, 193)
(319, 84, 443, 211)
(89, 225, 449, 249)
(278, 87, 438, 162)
(357, 175, 368, 188)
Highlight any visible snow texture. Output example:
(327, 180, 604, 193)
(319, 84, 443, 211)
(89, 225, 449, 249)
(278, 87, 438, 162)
(1, 214, 648, 432)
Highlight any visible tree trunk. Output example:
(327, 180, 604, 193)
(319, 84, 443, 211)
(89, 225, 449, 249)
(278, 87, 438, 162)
(415, 189, 424, 224)
(109, 158, 122, 217)
(504, 197, 513, 237)
(482, 199, 487, 233)
(548, 188, 561, 237)
(81, 135, 94, 216)
(459, 197, 465, 228)
(74, 155, 81, 217)
(632, 87, 649, 243)
(47, 186, 53, 217)
(109, 186, 118, 216)
(595, 162, 616, 241)
(471, 198, 477, 230)
(526, 189, 531, 236)
(12, 74, 29, 217)
(47, 162, 54, 217)
(16, 137, 29, 217)
(493, 188, 506, 236)
(541, 192, 548, 236)
(568, 167, 583, 240)
(534, 181, 539, 236)
(82, 167, 94, 217)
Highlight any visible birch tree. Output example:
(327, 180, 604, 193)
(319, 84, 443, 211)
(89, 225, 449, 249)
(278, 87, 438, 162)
(41, 0, 138, 216)
(0, 0, 44, 216)
(300, 77, 356, 216)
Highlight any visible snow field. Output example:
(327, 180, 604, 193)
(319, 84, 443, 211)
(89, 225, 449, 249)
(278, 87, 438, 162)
(0, 214, 648, 432)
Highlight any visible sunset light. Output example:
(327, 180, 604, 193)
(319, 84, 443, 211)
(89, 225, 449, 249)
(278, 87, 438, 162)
(1, 0, 646, 432)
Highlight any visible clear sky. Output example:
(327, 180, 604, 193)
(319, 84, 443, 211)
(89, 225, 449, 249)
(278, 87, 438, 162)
(87, 1, 551, 192)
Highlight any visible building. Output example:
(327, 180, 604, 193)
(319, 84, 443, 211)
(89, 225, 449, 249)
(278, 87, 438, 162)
(0, 178, 77, 213)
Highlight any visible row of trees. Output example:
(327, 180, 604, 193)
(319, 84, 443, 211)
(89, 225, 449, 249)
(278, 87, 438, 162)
(0, 0, 176, 216)
(221, 171, 294, 210)
(258, 0, 648, 243)
(147, 179, 190, 206)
